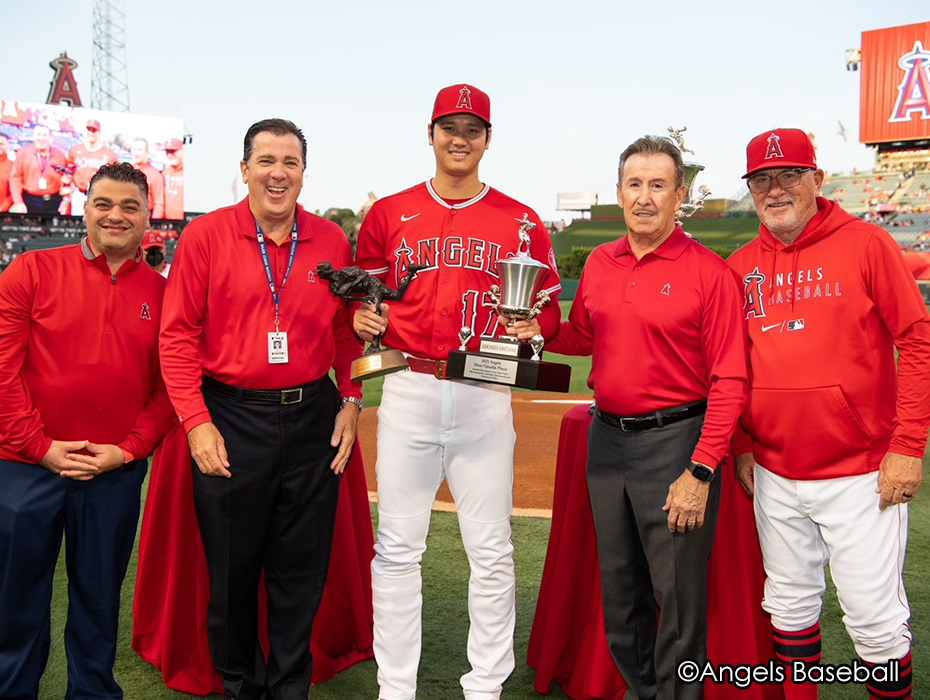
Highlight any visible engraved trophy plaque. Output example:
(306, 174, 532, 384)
(445, 215, 571, 392)
(316, 262, 425, 381)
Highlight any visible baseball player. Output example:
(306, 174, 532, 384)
(130, 137, 165, 219)
(163, 137, 185, 220)
(729, 128, 930, 700)
(67, 118, 119, 215)
(353, 83, 562, 700)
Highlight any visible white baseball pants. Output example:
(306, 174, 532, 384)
(754, 465, 911, 662)
(372, 370, 516, 700)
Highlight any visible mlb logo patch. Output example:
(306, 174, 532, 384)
(787, 319, 805, 331)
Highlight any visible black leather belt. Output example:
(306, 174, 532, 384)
(202, 374, 323, 405)
(596, 400, 707, 432)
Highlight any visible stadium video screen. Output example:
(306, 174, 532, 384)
(0, 99, 185, 220)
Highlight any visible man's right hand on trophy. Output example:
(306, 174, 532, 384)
(353, 302, 389, 343)
(499, 315, 541, 342)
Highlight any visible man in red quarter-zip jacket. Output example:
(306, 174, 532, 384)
(728, 128, 930, 700)
(0, 162, 175, 699)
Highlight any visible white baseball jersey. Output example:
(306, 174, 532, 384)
(355, 180, 562, 359)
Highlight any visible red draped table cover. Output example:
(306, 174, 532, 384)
(132, 425, 375, 695)
(527, 405, 784, 700)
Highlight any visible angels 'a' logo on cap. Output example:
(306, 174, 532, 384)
(764, 133, 784, 160)
(456, 86, 473, 111)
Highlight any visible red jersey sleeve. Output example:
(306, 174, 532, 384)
(691, 267, 749, 468)
(159, 222, 213, 433)
(117, 369, 177, 459)
(865, 231, 930, 457)
(0, 256, 53, 463)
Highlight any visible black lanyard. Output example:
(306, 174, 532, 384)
(254, 217, 298, 332)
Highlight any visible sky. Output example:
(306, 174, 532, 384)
(2, 1, 927, 221)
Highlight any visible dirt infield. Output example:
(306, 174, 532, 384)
(357, 392, 594, 516)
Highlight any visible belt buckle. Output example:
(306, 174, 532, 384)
(618, 417, 634, 432)
(435, 360, 448, 380)
(281, 387, 303, 405)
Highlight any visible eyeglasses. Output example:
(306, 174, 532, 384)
(746, 168, 813, 194)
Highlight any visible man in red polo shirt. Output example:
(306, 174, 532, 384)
(539, 135, 748, 700)
(0, 163, 175, 698)
(160, 118, 362, 700)
(9, 124, 69, 215)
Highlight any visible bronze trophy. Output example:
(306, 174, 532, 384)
(445, 215, 571, 392)
(316, 262, 426, 380)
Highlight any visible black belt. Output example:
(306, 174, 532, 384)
(596, 400, 707, 432)
(202, 374, 324, 405)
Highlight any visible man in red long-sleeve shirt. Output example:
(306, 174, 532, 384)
(9, 124, 69, 215)
(159, 118, 362, 700)
(0, 163, 175, 699)
(729, 128, 930, 700)
(528, 135, 748, 700)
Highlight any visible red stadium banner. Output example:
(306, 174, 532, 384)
(860, 21, 930, 144)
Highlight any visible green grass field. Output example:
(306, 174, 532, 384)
(550, 216, 761, 257)
(37, 468, 930, 699)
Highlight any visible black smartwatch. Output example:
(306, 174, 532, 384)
(688, 462, 715, 483)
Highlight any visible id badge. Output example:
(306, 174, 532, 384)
(38, 177, 47, 190)
(268, 331, 289, 364)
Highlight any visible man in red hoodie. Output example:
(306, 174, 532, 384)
(728, 128, 930, 700)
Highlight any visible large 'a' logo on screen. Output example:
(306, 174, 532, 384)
(889, 40, 930, 123)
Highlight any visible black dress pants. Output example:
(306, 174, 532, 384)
(586, 410, 720, 700)
(193, 376, 342, 700)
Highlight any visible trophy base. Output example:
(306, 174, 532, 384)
(351, 349, 410, 381)
(445, 350, 571, 392)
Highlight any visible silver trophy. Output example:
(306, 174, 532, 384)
(489, 214, 551, 330)
(443, 214, 571, 391)
(668, 126, 712, 221)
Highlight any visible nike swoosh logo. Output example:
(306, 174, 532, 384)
(401, 213, 421, 222)
(761, 323, 782, 332)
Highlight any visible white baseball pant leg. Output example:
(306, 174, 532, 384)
(754, 465, 912, 662)
(372, 371, 516, 700)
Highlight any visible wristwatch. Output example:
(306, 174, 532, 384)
(342, 396, 363, 414)
(688, 462, 715, 483)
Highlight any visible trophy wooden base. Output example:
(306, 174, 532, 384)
(350, 349, 410, 381)
(445, 350, 571, 392)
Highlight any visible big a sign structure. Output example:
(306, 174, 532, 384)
(860, 21, 930, 144)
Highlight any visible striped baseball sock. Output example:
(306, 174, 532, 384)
(861, 650, 912, 700)
(773, 623, 821, 700)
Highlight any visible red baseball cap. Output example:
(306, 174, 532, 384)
(142, 231, 166, 249)
(86, 119, 101, 131)
(165, 137, 183, 152)
(743, 128, 817, 178)
(431, 84, 491, 127)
